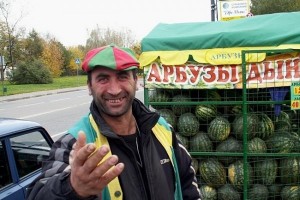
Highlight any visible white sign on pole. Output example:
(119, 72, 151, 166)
(218, 0, 250, 21)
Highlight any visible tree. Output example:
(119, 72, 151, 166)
(251, 0, 300, 15)
(0, 0, 25, 69)
(41, 38, 64, 77)
(85, 25, 136, 51)
(56, 41, 72, 76)
(65, 46, 85, 76)
(23, 29, 44, 62)
(130, 42, 141, 60)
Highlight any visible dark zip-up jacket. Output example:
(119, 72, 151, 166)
(26, 98, 201, 200)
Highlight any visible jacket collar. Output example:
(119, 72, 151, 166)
(90, 98, 159, 138)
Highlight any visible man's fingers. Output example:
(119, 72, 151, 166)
(75, 131, 87, 150)
(90, 154, 118, 177)
(96, 162, 125, 188)
(73, 131, 97, 167)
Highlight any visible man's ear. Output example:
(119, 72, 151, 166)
(87, 82, 92, 96)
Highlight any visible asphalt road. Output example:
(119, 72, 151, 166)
(0, 83, 145, 141)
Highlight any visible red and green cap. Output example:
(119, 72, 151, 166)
(82, 44, 139, 72)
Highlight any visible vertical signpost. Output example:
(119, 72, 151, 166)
(75, 58, 81, 86)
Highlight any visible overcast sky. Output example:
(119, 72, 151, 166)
(11, 0, 212, 47)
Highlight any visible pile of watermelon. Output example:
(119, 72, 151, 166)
(150, 88, 300, 199)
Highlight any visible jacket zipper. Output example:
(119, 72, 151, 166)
(120, 138, 149, 200)
(140, 133, 155, 200)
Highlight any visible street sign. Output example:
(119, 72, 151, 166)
(0, 56, 5, 66)
(75, 58, 80, 64)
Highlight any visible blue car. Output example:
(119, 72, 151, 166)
(0, 118, 53, 200)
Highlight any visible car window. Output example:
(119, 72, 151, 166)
(10, 131, 51, 179)
(0, 140, 13, 189)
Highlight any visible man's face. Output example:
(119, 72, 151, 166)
(88, 67, 137, 118)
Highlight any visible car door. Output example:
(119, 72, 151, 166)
(0, 128, 53, 200)
(0, 139, 24, 200)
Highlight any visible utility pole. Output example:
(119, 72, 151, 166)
(211, 0, 217, 21)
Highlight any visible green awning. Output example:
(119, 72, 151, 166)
(140, 12, 300, 66)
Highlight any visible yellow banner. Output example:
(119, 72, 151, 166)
(144, 53, 300, 89)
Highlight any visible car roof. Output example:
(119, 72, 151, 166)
(0, 118, 43, 137)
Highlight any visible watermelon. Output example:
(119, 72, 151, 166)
(248, 184, 269, 200)
(256, 112, 274, 140)
(195, 104, 217, 122)
(291, 132, 300, 153)
(232, 113, 259, 140)
(216, 137, 243, 166)
(247, 137, 267, 153)
(230, 105, 243, 115)
(276, 110, 291, 122)
(190, 132, 213, 152)
(171, 94, 192, 116)
(148, 89, 170, 109)
(282, 108, 297, 121)
(192, 90, 222, 101)
(268, 184, 283, 200)
(207, 116, 231, 142)
(228, 159, 253, 190)
(230, 105, 253, 115)
(177, 113, 199, 137)
(274, 111, 292, 132)
(266, 132, 295, 153)
(207, 90, 222, 101)
(275, 120, 292, 132)
(199, 185, 217, 200)
(217, 184, 241, 200)
(281, 185, 300, 200)
(156, 108, 177, 129)
(199, 158, 226, 188)
(175, 134, 189, 149)
(191, 158, 199, 175)
(279, 157, 300, 184)
(253, 158, 278, 185)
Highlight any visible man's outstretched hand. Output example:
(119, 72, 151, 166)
(70, 131, 124, 198)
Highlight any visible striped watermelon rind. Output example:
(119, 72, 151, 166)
(195, 104, 217, 121)
(208, 116, 231, 142)
(177, 112, 199, 137)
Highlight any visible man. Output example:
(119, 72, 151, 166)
(26, 44, 201, 200)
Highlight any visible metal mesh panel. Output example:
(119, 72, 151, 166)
(144, 49, 300, 199)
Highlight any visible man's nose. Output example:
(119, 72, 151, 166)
(107, 80, 122, 95)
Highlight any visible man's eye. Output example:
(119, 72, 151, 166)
(119, 75, 129, 80)
(97, 77, 108, 83)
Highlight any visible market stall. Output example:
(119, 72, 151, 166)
(139, 11, 300, 199)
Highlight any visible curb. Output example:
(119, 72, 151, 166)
(0, 86, 87, 102)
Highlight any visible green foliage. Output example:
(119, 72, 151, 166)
(251, 0, 300, 15)
(10, 59, 53, 84)
(23, 30, 44, 62)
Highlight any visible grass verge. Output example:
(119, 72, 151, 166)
(0, 76, 87, 96)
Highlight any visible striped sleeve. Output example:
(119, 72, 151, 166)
(26, 134, 90, 200)
(172, 132, 202, 200)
